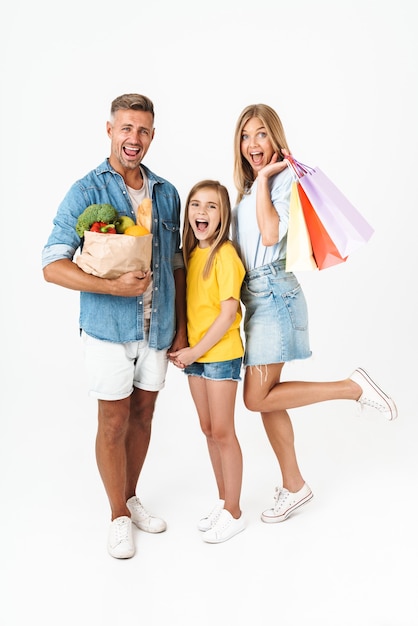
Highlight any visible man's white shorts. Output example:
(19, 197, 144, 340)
(81, 331, 169, 400)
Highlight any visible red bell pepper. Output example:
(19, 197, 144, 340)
(90, 222, 117, 234)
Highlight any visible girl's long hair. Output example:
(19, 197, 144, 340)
(182, 180, 232, 279)
(233, 103, 290, 204)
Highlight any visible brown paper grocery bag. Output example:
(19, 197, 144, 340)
(76, 231, 153, 279)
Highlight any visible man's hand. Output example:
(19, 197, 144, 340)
(110, 270, 151, 297)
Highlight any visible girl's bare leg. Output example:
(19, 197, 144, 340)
(206, 378, 242, 519)
(188, 376, 225, 499)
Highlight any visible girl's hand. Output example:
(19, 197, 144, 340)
(168, 347, 196, 369)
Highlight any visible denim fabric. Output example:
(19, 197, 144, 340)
(184, 357, 242, 381)
(42, 160, 182, 349)
(241, 259, 312, 366)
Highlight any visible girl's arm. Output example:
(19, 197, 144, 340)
(169, 297, 239, 368)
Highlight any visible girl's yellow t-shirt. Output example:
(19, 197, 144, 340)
(186, 241, 245, 362)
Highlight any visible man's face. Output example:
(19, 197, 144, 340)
(107, 109, 155, 172)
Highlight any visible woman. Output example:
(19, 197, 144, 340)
(231, 103, 397, 523)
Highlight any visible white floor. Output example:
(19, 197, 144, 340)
(2, 348, 416, 626)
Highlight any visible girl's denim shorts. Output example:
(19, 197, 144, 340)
(184, 357, 242, 381)
(241, 259, 312, 367)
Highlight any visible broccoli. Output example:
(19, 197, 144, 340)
(76, 203, 119, 237)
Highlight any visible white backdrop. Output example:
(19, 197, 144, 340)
(1, 1, 417, 625)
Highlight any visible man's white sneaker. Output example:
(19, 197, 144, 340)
(107, 516, 135, 559)
(197, 499, 225, 531)
(261, 483, 313, 523)
(202, 509, 246, 543)
(126, 496, 167, 533)
(350, 368, 398, 421)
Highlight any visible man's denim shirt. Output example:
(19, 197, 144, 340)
(42, 160, 182, 350)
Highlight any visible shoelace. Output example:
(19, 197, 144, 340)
(211, 511, 232, 532)
(273, 487, 290, 512)
(131, 499, 150, 520)
(113, 518, 130, 545)
(205, 506, 222, 526)
(359, 397, 388, 412)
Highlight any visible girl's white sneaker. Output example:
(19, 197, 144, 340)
(202, 509, 246, 543)
(197, 499, 225, 532)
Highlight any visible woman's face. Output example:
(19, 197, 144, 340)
(240, 116, 275, 175)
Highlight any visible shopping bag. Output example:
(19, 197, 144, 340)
(289, 157, 374, 257)
(76, 231, 153, 279)
(286, 181, 318, 271)
(298, 184, 347, 270)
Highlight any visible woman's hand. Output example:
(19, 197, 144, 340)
(258, 149, 291, 181)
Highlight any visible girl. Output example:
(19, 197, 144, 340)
(170, 180, 246, 543)
(231, 103, 397, 523)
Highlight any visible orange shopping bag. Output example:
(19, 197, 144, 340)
(297, 183, 347, 270)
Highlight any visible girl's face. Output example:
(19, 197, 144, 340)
(188, 188, 221, 248)
(240, 116, 275, 175)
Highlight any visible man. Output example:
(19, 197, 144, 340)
(42, 94, 187, 559)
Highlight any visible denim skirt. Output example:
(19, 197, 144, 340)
(241, 259, 312, 366)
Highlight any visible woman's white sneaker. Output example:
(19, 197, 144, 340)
(107, 516, 135, 559)
(350, 368, 398, 420)
(202, 509, 246, 543)
(261, 483, 313, 523)
(197, 499, 225, 531)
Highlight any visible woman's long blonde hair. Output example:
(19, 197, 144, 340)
(233, 104, 290, 204)
(182, 180, 232, 280)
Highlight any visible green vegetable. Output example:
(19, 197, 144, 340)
(76, 203, 119, 237)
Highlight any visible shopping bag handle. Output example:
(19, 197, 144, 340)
(286, 155, 315, 179)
